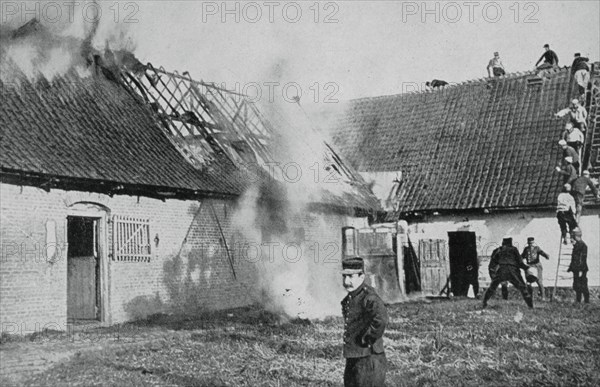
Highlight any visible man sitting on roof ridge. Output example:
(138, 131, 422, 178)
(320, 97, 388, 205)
(487, 52, 506, 77)
(535, 44, 559, 71)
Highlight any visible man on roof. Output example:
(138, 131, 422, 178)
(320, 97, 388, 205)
(558, 140, 580, 172)
(487, 52, 506, 77)
(571, 53, 590, 97)
(570, 170, 600, 222)
(535, 44, 559, 70)
(425, 79, 448, 90)
(561, 123, 584, 153)
(555, 156, 578, 185)
(555, 99, 588, 131)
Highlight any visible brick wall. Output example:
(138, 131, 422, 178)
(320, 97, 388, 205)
(0, 183, 260, 333)
(0, 184, 69, 335)
(1, 182, 371, 333)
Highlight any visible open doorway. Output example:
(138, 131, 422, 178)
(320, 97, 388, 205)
(448, 231, 479, 297)
(67, 216, 100, 321)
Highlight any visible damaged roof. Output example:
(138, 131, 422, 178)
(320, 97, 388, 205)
(329, 68, 597, 214)
(0, 22, 380, 211)
(0, 61, 247, 198)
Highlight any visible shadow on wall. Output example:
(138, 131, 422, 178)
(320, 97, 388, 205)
(162, 246, 254, 315)
(124, 248, 239, 321)
(123, 293, 165, 321)
(162, 253, 207, 314)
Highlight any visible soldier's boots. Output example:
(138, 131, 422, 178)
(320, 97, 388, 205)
(525, 296, 534, 309)
(501, 286, 509, 300)
(527, 284, 533, 297)
(482, 292, 490, 308)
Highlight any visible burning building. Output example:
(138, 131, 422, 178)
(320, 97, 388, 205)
(0, 19, 380, 333)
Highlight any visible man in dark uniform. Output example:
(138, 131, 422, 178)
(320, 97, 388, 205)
(483, 237, 533, 308)
(535, 44, 559, 70)
(341, 257, 388, 387)
(568, 229, 590, 303)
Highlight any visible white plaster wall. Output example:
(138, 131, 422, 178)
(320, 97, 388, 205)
(406, 209, 600, 287)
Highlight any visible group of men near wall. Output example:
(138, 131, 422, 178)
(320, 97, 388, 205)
(482, 45, 596, 309)
(336, 45, 597, 386)
(481, 232, 591, 308)
(482, 48, 596, 309)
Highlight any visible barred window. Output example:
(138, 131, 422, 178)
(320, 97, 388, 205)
(112, 215, 151, 262)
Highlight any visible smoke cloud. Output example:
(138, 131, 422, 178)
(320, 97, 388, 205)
(0, 0, 135, 82)
(1, 1, 375, 320)
(226, 55, 375, 320)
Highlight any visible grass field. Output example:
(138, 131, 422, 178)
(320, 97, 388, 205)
(4, 298, 600, 386)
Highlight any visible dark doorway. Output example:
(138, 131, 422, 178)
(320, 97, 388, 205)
(67, 217, 100, 321)
(448, 231, 478, 297)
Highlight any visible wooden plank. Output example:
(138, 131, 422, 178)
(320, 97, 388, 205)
(419, 238, 449, 296)
(67, 256, 96, 319)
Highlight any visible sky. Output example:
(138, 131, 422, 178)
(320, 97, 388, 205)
(1, 0, 599, 104)
(131, 0, 600, 103)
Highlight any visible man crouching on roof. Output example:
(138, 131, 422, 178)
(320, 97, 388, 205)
(341, 257, 388, 387)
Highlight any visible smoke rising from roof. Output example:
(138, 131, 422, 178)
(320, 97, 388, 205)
(1, 2, 377, 320)
(224, 57, 377, 320)
(0, 1, 135, 82)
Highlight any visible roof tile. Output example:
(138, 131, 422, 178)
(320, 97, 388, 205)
(329, 69, 586, 213)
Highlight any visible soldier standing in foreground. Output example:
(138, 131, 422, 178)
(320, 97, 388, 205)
(568, 229, 590, 304)
(341, 257, 388, 387)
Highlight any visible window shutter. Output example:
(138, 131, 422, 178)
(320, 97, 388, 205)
(112, 215, 151, 262)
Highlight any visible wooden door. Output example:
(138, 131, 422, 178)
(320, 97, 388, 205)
(419, 239, 449, 296)
(67, 217, 98, 320)
(67, 256, 96, 319)
(357, 228, 404, 303)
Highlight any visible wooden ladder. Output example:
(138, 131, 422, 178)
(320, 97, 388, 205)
(551, 237, 573, 301)
(582, 63, 600, 175)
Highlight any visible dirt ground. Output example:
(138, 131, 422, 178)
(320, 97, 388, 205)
(1, 296, 599, 387)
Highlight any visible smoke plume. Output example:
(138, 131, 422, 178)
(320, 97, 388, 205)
(0, 0, 135, 82)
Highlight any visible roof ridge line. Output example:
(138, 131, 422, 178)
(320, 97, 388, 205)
(349, 66, 572, 102)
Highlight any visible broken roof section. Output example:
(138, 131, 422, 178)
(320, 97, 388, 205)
(0, 59, 248, 199)
(0, 19, 379, 211)
(115, 55, 379, 210)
